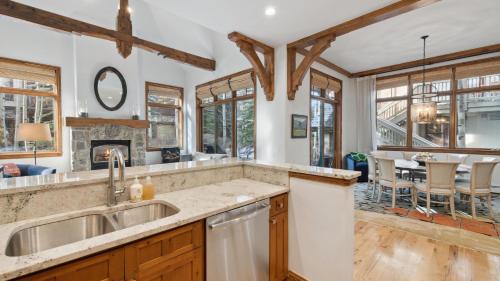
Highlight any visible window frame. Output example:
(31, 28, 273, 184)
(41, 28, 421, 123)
(376, 57, 500, 155)
(145, 81, 183, 152)
(0, 57, 62, 159)
(309, 68, 343, 169)
(196, 69, 256, 158)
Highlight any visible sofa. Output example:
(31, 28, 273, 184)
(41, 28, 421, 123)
(2, 164, 56, 178)
(345, 154, 368, 182)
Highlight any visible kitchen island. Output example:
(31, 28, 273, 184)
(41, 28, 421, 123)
(0, 159, 360, 281)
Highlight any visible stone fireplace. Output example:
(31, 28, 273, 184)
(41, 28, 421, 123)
(70, 124, 146, 172)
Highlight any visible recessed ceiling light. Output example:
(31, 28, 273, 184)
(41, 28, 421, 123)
(265, 6, 276, 17)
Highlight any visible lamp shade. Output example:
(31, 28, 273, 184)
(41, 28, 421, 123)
(411, 102, 437, 124)
(16, 123, 53, 142)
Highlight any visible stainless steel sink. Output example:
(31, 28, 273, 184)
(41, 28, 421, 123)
(5, 214, 115, 257)
(5, 202, 179, 257)
(107, 202, 179, 229)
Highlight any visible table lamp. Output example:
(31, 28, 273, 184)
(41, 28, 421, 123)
(16, 123, 53, 165)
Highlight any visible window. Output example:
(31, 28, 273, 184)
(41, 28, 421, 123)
(410, 70, 452, 148)
(0, 57, 61, 158)
(310, 69, 342, 168)
(196, 70, 255, 159)
(375, 57, 500, 154)
(145, 82, 183, 150)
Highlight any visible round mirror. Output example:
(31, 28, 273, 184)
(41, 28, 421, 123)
(94, 67, 127, 111)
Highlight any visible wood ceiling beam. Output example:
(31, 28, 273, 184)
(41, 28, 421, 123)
(116, 0, 133, 58)
(0, 0, 216, 71)
(228, 32, 275, 101)
(288, 0, 440, 49)
(287, 35, 335, 100)
(351, 43, 500, 77)
(296, 48, 352, 78)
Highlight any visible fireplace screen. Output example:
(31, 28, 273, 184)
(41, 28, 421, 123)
(90, 140, 131, 170)
(93, 145, 129, 163)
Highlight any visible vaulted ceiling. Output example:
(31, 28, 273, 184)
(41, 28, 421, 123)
(13, 0, 500, 73)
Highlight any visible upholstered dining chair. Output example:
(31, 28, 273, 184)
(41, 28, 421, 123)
(414, 161, 459, 219)
(376, 157, 415, 208)
(456, 161, 499, 219)
(367, 155, 378, 198)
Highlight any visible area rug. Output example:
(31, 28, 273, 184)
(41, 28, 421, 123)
(354, 182, 500, 237)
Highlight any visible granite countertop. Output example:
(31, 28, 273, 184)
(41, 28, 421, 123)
(0, 178, 289, 280)
(0, 158, 361, 195)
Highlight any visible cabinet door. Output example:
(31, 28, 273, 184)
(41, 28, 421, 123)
(16, 248, 124, 281)
(124, 221, 204, 281)
(270, 211, 288, 281)
(131, 248, 203, 281)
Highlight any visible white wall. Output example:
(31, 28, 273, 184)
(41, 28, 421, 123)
(1, 11, 360, 171)
(289, 177, 354, 281)
(0, 18, 75, 172)
(183, 32, 289, 163)
(284, 54, 357, 166)
(0, 18, 190, 171)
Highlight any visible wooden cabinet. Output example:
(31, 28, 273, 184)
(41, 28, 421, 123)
(16, 196, 287, 281)
(17, 248, 124, 281)
(124, 221, 204, 281)
(18, 221, 203, 281)
(270, 194, 288, 281)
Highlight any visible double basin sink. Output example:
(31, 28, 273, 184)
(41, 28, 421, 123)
(5, 202, 179, 257)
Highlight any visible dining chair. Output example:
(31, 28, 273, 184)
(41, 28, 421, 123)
(482, 157, 497, 162)
(456, 161, 499, 219)
(376, 157, 415, 208)
(414, 161, 459, 219)
(367, 155, 378, 198)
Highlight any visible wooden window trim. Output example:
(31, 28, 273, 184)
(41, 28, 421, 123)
(309, 68, 342, 169)
(196, 71, 257, 158)
(145, 81, 183, 152)
(376, 56, 500, 155)
(0, 57, 62, 160)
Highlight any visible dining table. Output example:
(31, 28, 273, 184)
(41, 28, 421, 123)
(394, 159, 471, 182)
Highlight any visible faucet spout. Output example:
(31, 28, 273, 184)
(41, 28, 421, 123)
(107, 148, 126, 206)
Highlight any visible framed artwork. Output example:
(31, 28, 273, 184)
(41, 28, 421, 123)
(291, 114, 308, 138)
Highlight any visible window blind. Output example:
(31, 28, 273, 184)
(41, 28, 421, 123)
(376, 76, 408, 90)
(410, 69, 452, 83)
(455, 60, 500, 80)
(196, 71, 254, 100)
(311, 71, 341, 93)
(0, 60, 57, 85)
(147, 84, 182, 99)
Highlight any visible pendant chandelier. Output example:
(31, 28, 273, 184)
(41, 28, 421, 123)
(411, 35, 438, 124)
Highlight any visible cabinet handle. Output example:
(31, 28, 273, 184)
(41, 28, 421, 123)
(278, 202, 284, 209)
(271, 218, 277, 224)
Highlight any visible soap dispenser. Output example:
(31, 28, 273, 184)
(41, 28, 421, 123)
(142, 176, 155, 200)
(129, 176, 143, 203)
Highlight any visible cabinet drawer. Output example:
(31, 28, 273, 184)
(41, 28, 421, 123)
(270, 194, 288, 216)
(125, 221, 203, 280)
(16, 248, 124, 281)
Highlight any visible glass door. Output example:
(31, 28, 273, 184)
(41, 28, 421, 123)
(311, 97, 337, 167)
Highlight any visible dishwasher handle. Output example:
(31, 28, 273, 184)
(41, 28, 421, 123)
(208, 204, 270, 230)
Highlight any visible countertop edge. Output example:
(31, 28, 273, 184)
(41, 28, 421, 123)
(0, 159, 360, 196)
(0, 179, 289, 280)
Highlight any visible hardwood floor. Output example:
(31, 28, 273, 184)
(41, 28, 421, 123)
(354, 221, 500, 281)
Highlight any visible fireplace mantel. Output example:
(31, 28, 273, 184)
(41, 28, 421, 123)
(65, 117, 149, 128)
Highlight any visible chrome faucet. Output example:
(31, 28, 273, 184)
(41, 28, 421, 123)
(107, 148, 127, 206)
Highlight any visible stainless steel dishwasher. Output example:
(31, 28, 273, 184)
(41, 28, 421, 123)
(206, 199, 270, 281)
